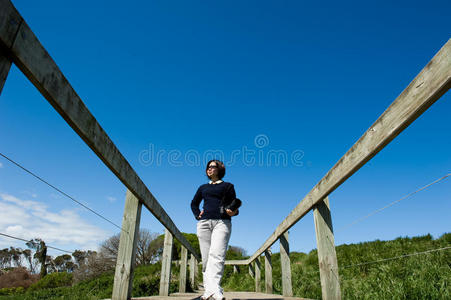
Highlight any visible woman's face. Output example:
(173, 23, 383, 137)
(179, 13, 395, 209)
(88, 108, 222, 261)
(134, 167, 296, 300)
(207, 162, 219, 179)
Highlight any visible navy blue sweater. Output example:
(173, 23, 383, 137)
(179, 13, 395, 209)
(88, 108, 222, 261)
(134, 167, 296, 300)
(191, 182, 237, 220)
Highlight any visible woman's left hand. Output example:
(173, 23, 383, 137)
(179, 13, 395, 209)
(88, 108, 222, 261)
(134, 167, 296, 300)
(226, 208, 238, 216)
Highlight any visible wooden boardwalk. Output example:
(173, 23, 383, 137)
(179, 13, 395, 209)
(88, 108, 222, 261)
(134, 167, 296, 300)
(126, 292, 313, 300)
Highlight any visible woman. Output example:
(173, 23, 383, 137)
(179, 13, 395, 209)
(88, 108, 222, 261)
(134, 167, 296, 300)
(191, 160, 240, 300)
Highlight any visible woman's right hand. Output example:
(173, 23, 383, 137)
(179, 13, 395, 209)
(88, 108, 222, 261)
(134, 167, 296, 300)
(198, 210, 204, 219)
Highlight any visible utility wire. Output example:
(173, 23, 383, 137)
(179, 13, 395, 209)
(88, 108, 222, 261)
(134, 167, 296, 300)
(0, 152, 127, 234)
(293, 245, 451, 277)
(0, 232, 73, 254)
(340, 246, 451, 269)
(336, 173, 451, 233)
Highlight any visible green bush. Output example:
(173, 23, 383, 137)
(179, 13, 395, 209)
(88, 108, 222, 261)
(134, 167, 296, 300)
(28, 272, 73, 291)
(0, 287, 24, 296)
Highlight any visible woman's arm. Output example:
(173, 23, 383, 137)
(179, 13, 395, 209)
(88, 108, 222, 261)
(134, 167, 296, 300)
(190, 187, 203, 219)
(225, 184, 240, 216)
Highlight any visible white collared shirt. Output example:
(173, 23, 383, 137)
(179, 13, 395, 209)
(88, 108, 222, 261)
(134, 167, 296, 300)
(209, 179, 223, 184)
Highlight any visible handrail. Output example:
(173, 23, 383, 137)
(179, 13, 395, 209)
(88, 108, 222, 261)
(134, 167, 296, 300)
(232, 38, 451, 264)
(0, 0, 200, 260)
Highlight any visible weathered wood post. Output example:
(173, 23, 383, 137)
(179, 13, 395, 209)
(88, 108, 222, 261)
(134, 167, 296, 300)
(313, 197, 341, 300)
(179, 246, 188, 293)
(0, 0, 18, 96)
(280, 231, 293, 297)
(112, 190, 142, 300)
(189, 254, 198, 290)
(0, 53, 11, 95)
(254, 258, 261, 292)
(159, 229, 174, 296)
(248, 263, 255, 278)
(264, 250, 273, 294)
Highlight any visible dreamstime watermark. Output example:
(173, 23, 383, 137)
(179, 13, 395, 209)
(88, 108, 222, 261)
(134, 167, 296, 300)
(138, 134, 305, 167)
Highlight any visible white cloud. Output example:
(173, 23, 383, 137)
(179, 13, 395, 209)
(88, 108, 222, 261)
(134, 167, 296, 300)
(106, 196, 117, 203)
(0, 193, 110, 252)
(50, 193, 61, 199)
(0, 162, 3, 168)
(22, 191, 38, 198)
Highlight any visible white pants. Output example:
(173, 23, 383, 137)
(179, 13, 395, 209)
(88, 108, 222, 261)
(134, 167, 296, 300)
(197, 219, 231, 299)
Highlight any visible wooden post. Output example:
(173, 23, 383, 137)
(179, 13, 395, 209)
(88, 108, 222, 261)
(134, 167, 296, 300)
(159, 229, 173, 296)
(264, 250, 273, 294)
(233, 265, 238, 273)
(0, 52, 12, 95)
(179, 246, 188, 293)
(189, 254, 198, 290)
(314, 197, 341, 300)
(112, 190, 142, 300)
(248, 263, 255, 278)
(194, 257, 199, 289)
(254, 258, 261, 292)
(280, 231, 293, 297)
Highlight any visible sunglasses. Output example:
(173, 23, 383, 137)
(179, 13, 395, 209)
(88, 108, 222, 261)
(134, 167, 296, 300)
(207, 165, 218, 169)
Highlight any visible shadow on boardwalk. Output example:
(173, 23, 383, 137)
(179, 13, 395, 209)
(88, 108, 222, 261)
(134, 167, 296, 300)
(128, 291, 314, 300)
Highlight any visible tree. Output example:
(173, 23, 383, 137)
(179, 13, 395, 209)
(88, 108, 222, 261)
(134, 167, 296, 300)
(72, 250, 88, 268)
(22, 249, 35, 273)
(71, 250, 113, 283)
(0, 248, 12, 269)
(172, 233, 200, 261)
(99, 229, 162, 265)
(26, 239, 47, 277)
(9, 247, 23, 268)
(53, 254, 73, 272)
(136, 230, 161, 265)
(226, 245, 247, 260)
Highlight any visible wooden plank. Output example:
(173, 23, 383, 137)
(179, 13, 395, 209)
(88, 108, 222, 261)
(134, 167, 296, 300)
(225, 260, 249, 265)
(179, 246, 188, 293)
(193, 257, 199, 290)
(280, 232, 293, 297)
(0, 0, 22, 49)
(189, 254, 197, 290)
(159, 229, 173, 296)
(264, 250, 273, 294)
(0, 0, 18, 96)
(313, 197, 341, 300)
(0, 52, 11, 95)
(0, 0, 200, 261)
(254, 258, 261, 293)
(112, 190, 142, 300)
(248, 39, 451, 262)
(248, 263, 255, 278)
(123, 291, 312, 300)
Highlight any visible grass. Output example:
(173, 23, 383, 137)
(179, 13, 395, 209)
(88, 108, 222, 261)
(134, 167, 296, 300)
(0, 233, 449, 299)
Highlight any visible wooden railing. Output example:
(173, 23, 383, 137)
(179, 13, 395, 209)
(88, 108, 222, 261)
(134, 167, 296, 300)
(224, 39, 451, 299)
(1, 1, 450, 299)
(0, 0, 201, 299)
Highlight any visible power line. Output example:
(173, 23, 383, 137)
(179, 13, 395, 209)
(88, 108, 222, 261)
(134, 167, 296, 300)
(292, 245, 451, 277)
(336, 173, 451, 233)
(0, 152, 127, 234)
(0, 232, 73, 254)
(340, 246, 451, 269)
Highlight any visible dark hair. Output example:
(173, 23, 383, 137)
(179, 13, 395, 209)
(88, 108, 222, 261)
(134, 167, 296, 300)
(205, 159, 226, 180)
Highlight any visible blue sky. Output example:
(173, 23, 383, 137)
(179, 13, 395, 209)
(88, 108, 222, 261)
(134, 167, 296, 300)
(0, 0, 450, 257)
